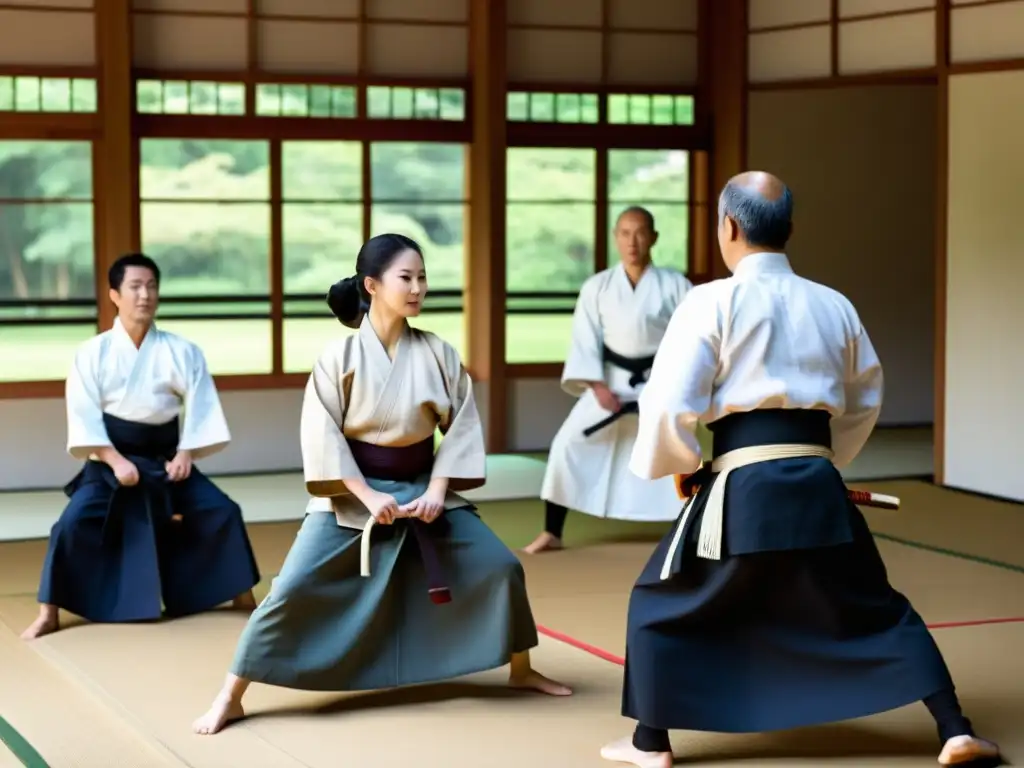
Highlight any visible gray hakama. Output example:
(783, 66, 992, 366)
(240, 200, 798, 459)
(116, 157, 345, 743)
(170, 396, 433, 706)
(231, 440, 539, 691)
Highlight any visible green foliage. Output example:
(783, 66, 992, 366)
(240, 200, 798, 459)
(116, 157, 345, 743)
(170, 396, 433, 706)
(0, 138, 691, 318)
(0, 141, 95, 302)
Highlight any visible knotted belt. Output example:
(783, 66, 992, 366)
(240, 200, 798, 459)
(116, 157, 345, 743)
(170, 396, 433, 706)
(360, 514, 451, 604)
(661, 444, 831, 579)
(602, 345, 654, 389)
(347, 437, 452, 605)
(660, 443, 901, 579)
(580, 346, 653, 437)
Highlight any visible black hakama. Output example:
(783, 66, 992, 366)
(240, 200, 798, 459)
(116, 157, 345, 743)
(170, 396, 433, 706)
(622, 409, 956, 735)
(37, 414, 261, 623)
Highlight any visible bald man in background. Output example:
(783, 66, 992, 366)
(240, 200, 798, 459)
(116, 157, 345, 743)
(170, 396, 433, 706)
(525, 207, 693, 555)
(600, 173, 1000, 768)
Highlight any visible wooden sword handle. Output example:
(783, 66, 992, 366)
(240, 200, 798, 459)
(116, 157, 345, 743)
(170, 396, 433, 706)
(847, 489, 900, 510)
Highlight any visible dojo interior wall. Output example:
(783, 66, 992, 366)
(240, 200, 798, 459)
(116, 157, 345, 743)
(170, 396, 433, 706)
(944, 69, 1024, 502)
(4, 0, 1024, 500)
(746, 85, 938, 426)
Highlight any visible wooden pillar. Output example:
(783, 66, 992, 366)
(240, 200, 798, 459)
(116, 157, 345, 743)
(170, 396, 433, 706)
(466, 0, 508, 452)
(94, 0, 136, 330)
(705, 0, 748, 279)
(933, 0, 950, 484)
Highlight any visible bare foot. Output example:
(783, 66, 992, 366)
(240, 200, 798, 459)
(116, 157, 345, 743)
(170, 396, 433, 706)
(522, 532, 563, 554)
(21, 612, 59, 641)
(192, 694, 245, 735)
(938, 735, 1001, 765)
(600, 736, 673, 767)
(231, 591, 257, 611)
(508, 668, 573, 696)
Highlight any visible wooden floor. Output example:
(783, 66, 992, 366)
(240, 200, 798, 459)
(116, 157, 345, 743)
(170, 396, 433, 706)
(0, 458, 1022, 767)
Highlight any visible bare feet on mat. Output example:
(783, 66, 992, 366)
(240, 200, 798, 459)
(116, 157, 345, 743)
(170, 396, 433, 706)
(508, 668, 573, 696)
(21, 607, 59, 640)
(231, 590, 257, 611)
(522, 532, 563, 554)
(192, 694, 245, 735)
(600, 736, 673, 768)
(938, 735, 1001, 765)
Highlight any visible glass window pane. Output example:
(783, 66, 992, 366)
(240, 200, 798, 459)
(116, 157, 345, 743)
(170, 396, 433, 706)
(331, 86, 357, 118)
(139, 139, 270, 201)
(139, 202, 271, 295)
(15, 77, 40, 111)
(506, 201, 595, 294)
(408, 311, 464, 360)
(370, 142, 465, 202)
(438, 88, 464, 121)
(162, 81, 188, 114)
(217, 83, 245, 115)
(189, 81, 219, 115)
(0, 324, 97, 382)
(0, 139, 96, 382)
(608, 149, 689, 202)
(255, 83, 281, 116)
(675, 95, 695, 125)
(281, 140, 362, 201)
(529, 92, 555, 121)
(370, 203, 465, 291)
(507, 92, 528, 121)
(283, 317, 355, 374)
(506, 313, 574, 364)
(40, 78, 72, 111)
(157, 319, 273, 375)
(651, 95, 675, 125)
(0, 202, 95, 300)
(507, 147, 596, 202)
(282, 202, 363, 302)
(0, 140, 92, 200)
(0, 77, 14, 110)
(281, 85, 309, 117)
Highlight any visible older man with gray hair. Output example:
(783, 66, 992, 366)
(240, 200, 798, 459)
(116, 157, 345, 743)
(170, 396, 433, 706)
(599, 172, 1000, 768)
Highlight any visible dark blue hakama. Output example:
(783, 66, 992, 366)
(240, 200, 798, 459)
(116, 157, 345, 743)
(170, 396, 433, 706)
(37, 414, 261, 623)
(622, 409, 956, 735)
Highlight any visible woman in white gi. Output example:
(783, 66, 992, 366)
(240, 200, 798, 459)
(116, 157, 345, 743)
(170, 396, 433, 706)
(192, 234, 570, 735)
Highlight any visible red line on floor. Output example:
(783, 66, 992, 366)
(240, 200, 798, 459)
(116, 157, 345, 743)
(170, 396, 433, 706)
(536, 625, 625, 666)
(926, 616, 1024, 630)
(536, 616, 1024, 667)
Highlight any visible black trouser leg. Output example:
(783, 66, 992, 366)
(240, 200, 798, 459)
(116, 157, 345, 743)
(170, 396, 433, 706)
(924, 688, 975, 742)
(544, 501, 568, 538)
(632, 723, 672, 753)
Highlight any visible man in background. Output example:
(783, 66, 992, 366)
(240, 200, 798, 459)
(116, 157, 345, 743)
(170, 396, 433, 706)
(23, 252, 260, 640)
(524, 207, 693, 555)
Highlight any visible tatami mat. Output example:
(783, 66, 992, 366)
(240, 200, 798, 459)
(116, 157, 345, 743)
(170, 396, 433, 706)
(0, 612, 178, 768)
(1, 473, 1021, 767)
(859, 480, 1024, 572)
(0, 603, 633, 768)
(520, 539, 1024, 658)
(0, 744, 21, 768)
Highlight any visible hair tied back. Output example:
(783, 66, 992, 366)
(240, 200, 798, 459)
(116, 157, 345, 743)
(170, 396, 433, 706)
(326, 274, 366, 329)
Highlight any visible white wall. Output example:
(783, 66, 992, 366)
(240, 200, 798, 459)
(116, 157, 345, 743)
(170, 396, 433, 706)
(944, 70, 1024, 502)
